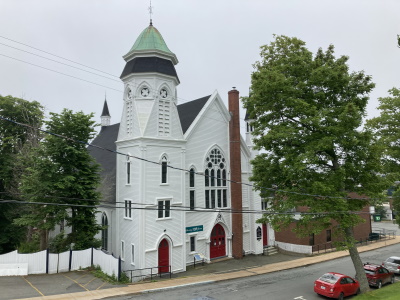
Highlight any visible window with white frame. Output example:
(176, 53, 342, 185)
(158, 199, 171, 219)
(124, 200, 132, 218)
(189, 168, 195, 210)
(131, 244, 135, 264)
(190, 236, 196, 252)
(205, 148, 227, 209)
(246, 121, 254, 133)
(261, 198, 267, 210)
(161, 155, 168, 184)
(126, 161, 131, 184)
(121, 240, 125, 260)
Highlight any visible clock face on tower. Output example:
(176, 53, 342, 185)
(160, 88, 168, 98)
(141, 87, 150, 97)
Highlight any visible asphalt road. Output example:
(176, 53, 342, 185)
(109, 243, 400, 300)
(0, 270, 120, 300)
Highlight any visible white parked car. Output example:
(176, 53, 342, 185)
(382, 256, 400, 274)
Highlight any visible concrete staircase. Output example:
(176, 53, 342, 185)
(263, 245, 279, 256)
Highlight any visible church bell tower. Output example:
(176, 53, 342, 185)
(118, 22, 181, 141)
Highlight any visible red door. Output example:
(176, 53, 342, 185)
(210, 224, 226, 259)
(262, 223, 268, 247)
(158, 239, 169, 273)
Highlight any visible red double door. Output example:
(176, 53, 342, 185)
(210, 224, 226, 259)
(158, 238, 169, 273)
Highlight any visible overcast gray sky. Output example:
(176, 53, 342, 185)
(0, 0, 399, 131)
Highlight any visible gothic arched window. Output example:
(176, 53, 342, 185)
(161, 155, 168, 184)
(101, 213, 108, 251)
(189, 168, 195, 210)
(205, 148, 227, 209)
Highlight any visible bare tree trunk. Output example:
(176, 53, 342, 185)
(26, 226, 33, 243)
(345, 227, 370, 293)
(39, 228, 48, 250)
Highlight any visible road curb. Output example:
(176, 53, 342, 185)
(141, 280, 216, 294)
(18, 237, 400, 300)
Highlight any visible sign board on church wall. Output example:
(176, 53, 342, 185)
(186, 225, 203, 233)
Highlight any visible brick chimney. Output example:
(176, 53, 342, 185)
(228, 87, 243, 259)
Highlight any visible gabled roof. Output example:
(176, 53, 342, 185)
(177, 95, 211, 133)
(88, 123, 119, 203)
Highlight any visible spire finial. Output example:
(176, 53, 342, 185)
(148, 0, 153, 26)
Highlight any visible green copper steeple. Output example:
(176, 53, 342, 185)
(128, 24, 173, 54)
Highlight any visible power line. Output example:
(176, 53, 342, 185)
(0, 35, 118, 77)
(0, 199, 372, 216)
(0, 52, 238, 126)
(0, 42, 120, 82)
(0, 115, 384, 203)
(0, 36, 250, 122)
(0, 53, 123, 93)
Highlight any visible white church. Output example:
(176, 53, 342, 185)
(89, 21, 274, 275)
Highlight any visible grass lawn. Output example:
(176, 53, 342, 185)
(356, 282, 400, 299)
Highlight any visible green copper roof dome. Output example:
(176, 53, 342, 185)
(129, 24, 173, 54)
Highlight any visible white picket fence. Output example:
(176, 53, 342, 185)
(0, 248, 120, 278)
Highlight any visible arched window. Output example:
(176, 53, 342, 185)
(101, 213, 108, 251)
(189, 168, 195, 210)
(161, 155, 168, 184)
(205, 148, 227, 209)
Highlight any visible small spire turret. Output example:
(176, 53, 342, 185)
(101, 95, 111, 127)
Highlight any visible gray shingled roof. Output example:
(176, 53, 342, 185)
(88, 123, 119, 203)
(120, 57, 179, 83)
(177, 95, 210, 133)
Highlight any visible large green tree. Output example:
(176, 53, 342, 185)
(17, 109, 102, 250)
(243, 35, 386, 293)
(366, 87, 400, 222)
(0, 95, 44, 253)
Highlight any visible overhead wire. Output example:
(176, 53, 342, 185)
(0, 36, 250, 122)
(0, 42, 120, 82)
(0, 115, 384, 204)
(0, 52, 239, 126)
(0, 53, 122, 93)
(0, 199, 372, 216)
(0, 34, 118, 77)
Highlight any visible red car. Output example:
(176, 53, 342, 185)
(362, 263, 395, 288)
(314, 272, 360, 300)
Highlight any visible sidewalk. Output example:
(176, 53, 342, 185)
(20, 236, 400, 300)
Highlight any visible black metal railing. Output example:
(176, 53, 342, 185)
(124, 265, 172, 282)
(312, 230, 396, 254)
(186, 256, 205, 269)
